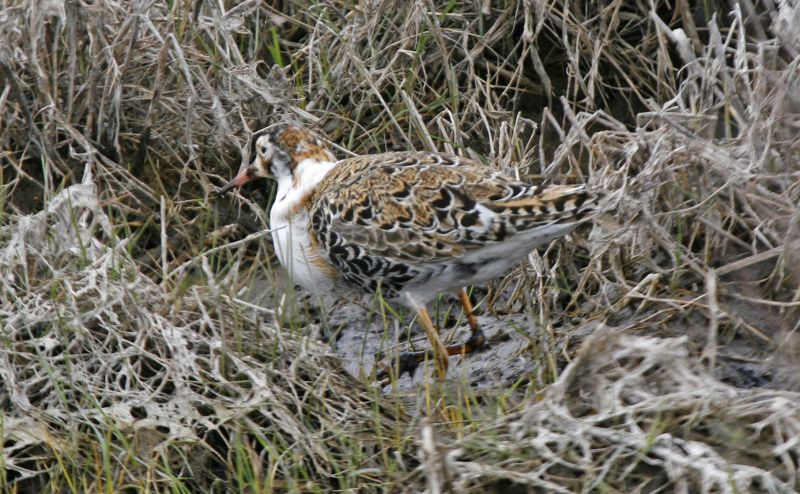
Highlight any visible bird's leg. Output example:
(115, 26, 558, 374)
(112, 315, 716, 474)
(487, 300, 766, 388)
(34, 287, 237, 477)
(445, 288, 486, 355)
(375, 296, 449, 381)
(375, 290, 486, 383)
(415, 305, 450, 378)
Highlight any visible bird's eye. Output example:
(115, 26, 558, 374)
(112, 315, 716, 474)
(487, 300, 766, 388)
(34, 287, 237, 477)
(261, 144, 268, 154)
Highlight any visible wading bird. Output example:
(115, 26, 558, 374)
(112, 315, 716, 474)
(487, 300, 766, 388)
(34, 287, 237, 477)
(220, 124, 598, 379)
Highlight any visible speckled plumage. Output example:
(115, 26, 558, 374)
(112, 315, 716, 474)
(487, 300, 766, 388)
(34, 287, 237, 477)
(220, 124, 600, 378)
(308, 151, 596, 300)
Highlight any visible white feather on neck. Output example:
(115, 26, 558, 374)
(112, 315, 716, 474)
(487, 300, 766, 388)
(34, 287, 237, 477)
(273, 158, 337, 211)
(269, 157, 338, 293)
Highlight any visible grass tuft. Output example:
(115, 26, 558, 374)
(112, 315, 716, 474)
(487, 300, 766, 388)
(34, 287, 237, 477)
(1, 0, 799, 491)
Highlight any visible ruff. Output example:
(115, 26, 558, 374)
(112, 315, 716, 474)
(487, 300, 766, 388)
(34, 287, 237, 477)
(220, 124, 599, 378)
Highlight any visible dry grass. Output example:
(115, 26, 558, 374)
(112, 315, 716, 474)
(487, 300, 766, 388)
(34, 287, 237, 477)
(0, 171, 406, 491)
(1, 0, 799, 492)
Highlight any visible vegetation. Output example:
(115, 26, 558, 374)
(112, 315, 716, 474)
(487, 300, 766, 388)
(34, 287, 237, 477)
(1, 0, 798, 491)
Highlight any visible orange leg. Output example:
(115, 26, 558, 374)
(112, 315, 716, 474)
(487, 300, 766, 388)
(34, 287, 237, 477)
(377, 288, 486, 381)
(446, 288, 486, 356)
(414, 305, 450, 378)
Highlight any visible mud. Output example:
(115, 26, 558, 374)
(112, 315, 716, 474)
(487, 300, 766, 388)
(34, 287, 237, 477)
(243, 255, 799, 395)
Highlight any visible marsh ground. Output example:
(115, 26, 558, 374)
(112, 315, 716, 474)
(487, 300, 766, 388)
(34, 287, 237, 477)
(2, 1, 799, 492)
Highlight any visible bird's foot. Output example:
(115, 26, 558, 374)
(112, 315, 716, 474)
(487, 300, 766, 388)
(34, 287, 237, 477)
(461, 329, 486, 353)
(374, 350, 437, 384)
(373, 330, 487, 385)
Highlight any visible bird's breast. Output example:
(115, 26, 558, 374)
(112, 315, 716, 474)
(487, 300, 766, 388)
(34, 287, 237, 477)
(270, 200, 338, 294)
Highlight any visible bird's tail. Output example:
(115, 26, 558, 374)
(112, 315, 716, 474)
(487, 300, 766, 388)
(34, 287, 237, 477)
(489, 184, 601, 224)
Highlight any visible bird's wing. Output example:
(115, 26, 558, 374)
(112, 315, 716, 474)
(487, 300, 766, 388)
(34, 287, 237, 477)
(308, 152, 597, 264)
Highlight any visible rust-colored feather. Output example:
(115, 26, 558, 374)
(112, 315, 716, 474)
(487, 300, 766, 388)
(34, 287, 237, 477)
(309, 152, 598, 264)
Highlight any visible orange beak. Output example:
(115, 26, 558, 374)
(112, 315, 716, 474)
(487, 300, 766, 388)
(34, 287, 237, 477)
(218, 165, 259, 196)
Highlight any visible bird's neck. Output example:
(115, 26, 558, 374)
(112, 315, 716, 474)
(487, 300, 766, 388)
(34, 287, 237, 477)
(273, 157, 338, 215)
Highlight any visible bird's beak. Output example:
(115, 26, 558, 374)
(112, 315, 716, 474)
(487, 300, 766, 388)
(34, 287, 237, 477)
(218, 164, 259, 196)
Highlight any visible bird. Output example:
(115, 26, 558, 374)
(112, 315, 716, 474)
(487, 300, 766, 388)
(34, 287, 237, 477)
(219, 124, 599, 379)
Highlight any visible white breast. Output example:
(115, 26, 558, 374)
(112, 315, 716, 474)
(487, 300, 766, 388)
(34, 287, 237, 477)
(270, 202, 336, 294)
(269, 158, 339, 294)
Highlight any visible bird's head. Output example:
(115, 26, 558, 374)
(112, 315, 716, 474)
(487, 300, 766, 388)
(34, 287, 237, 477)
(219, 124, 335, 194)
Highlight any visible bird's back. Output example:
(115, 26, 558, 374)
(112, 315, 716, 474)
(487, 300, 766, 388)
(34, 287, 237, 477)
(308, 152, 598, 300)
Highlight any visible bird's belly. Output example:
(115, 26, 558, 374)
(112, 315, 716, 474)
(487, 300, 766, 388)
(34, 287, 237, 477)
(401, 261, 510, 299)
(271, 215, 336, 293)
(401, 229, 573, 302)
